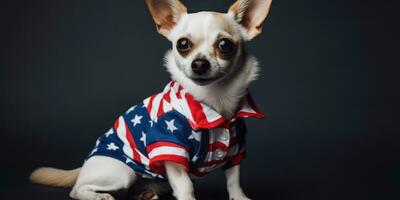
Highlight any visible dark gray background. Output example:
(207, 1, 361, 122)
(1, 0, 398, 199)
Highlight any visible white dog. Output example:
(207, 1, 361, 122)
(30, 1, 272, 200)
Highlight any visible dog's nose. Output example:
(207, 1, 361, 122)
(191, 59, 210, 75)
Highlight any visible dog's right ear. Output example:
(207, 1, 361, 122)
(146, 0, 187, 40)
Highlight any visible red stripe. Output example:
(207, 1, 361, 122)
(202, 159, 226, 166)
(235, 111, 265, 119)
(176, 85, 183, 98)
(149, 154, 189, 174)
(208, 142, 229, 152)
(185, 93, 209, 125)
(229, 151, 246, 165)
(163, 90, 171, 103)
(200, 152, 245, 167)
(157, 99, 165, 117)
(234, 93, 265, 119)
(146, 95, 156, 113)
(187, 117, 227, 130)
(156, 90, 172, 118)
(124, 120, 142, 163)
(113, 118, 119, 130)
(147, 141, 187, 153)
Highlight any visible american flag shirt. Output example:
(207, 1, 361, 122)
(87, 81, 264, 180)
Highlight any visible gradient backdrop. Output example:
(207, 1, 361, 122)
(1, 0, 398, 200)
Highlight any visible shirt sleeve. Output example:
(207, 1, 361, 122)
(146, 111, 191, 174)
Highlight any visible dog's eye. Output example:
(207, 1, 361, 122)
(176, 38, 192, 53)
(217, 38, 235, 55)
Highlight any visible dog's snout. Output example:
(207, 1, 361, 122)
(191, 59, 210, 75)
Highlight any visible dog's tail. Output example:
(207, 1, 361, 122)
(29, 167, 81, 188)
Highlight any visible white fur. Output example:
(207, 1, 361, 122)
(70, 156, 137, 200)
(165, 162, 196, 200)
(225, 165, 251, 200)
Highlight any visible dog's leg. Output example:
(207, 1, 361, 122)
(164, 161, 195, 200)
(225, 165, 251, 200)
(70, 156, 137, 200)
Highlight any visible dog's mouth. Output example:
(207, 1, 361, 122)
(189, 71, 228, 86)
(190, 77, 217, 85)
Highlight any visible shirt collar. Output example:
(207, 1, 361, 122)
(166, 81, 265, 130)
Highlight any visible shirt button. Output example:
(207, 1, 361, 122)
(219, 133, 229, 141)
(215, 149, 226, 159)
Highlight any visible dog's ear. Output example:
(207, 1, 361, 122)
(146, 0, 187, 40)
(228, 0, 272, 40)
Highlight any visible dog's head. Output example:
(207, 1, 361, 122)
(146, 0, 272, 86)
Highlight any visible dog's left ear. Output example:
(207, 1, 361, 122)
(146, 0, 187, 40)
(228, 0, 272, 40)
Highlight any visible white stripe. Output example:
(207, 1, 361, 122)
(204, 151, 215, 162)
(162, 99, 173, 113)
(149, 92, 164, 122)
(179, 90, 195, 123)
(171, 82, 180, 91)
(148, 146, 189, 159)
(163, 82, 172, 92)
(204, 149, 229, 162)
(201, 103, 222, 122)
(135, 149, 149, 165)
(169, 86, 184, 114)
(115, 116, 134, 158)
(143, 97, 150, 108)
(208, 128, 230, 146)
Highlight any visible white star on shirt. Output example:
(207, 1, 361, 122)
(149, 120, 153, 127)
(140, 131, 146, 146)
(106, 142, 119, 151)
(131, 115, 143, 127)
(188, 130, 201, 142)
(105, 128, 113, 137)
(165, 119, 178, 133)
(126, 105, 136, 114)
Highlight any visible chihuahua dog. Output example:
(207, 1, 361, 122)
(30, 0, 272, 200)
